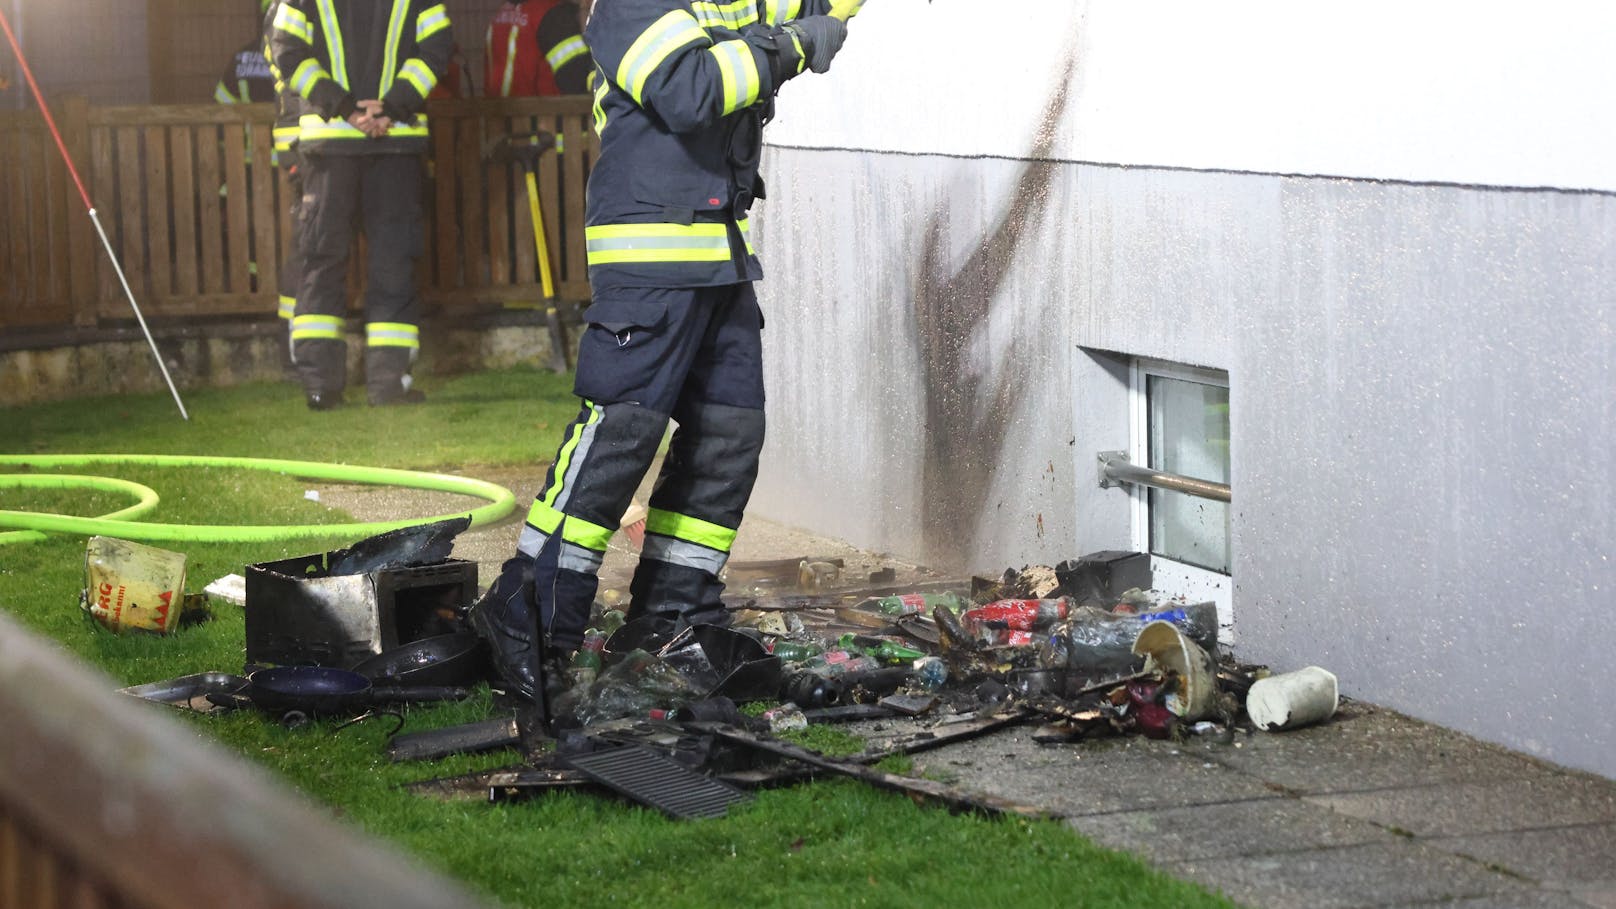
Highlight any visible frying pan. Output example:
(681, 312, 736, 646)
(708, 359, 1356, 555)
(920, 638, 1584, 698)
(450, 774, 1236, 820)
(349, 632, 489, 687)
(210, 666, 472, 719)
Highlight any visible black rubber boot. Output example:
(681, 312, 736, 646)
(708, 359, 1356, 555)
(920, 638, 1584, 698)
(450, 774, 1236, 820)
(466, 557, 570, 706)
(366, 346, 424, 406)
(294, 338, 346, 409)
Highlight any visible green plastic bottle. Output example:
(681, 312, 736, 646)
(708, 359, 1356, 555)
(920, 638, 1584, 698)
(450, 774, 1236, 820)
(771, 639, 824, 663)
(857, 591, 971, 618)
(837, 633, 926, 665)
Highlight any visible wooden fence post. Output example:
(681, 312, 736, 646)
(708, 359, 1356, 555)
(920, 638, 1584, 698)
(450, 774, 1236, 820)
(57, 95, 99, 328)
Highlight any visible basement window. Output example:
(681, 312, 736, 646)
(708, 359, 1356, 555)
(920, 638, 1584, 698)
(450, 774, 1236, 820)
(1130, 359, 1232, 626)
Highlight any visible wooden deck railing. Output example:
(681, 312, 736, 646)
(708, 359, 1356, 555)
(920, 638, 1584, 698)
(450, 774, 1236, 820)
(0, 96, 597, 341)
(0, 612, 491, 909)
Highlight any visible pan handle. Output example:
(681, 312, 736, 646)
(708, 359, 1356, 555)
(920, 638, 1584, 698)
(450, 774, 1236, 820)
(368, 685, 473, 704)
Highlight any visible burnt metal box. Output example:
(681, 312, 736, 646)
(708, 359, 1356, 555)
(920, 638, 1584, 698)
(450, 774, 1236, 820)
(1054, 550, 1153, 608)
(245, 553, 478, 669)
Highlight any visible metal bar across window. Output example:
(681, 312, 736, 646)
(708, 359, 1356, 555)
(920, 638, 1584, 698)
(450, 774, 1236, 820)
(1096, 451, 1231, 503)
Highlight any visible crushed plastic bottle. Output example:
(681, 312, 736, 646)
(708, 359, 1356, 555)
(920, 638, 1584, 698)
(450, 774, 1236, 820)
(836, 633, 926, 665)
(910, 655, 948, 691)
(857, 591, 971, 619)
(769, 639, 825, 663)
(1038, 602, 1219, 672)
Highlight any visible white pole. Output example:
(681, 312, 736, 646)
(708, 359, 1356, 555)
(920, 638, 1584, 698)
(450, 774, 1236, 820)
(87, 208, 191, 420)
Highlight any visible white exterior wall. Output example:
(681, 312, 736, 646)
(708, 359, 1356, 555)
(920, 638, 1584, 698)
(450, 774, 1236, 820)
(748, 0, 1616, 777)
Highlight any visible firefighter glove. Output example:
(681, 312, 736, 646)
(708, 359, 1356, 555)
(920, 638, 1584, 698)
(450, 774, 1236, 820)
(784, 15, 847, 74)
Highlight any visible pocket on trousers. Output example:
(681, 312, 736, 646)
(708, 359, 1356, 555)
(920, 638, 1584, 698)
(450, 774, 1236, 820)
(574, 294, 673, 406)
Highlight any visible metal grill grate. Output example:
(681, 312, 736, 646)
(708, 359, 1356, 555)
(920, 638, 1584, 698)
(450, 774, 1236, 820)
(562, 744, 749, 820)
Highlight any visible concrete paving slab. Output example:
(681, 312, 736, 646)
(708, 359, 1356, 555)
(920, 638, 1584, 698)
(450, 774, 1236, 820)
(1067, 797, 1397, 864)
(1165, 841, 1530, 909)
(1192, 702, 1555, 796)
(1306, 774, 1616, 838)
(908, 729, 1281, 817)
(1427, 823, 1616, 890)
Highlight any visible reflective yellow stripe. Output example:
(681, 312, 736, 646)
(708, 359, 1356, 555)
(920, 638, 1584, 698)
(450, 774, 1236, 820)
(542, 402, 602, 510)
(398, 58, 438, 97)
(381, 0, 409, 96)
(275, 3, 314, 43)
(692, 0, 757, 28)
(617, 10, 709, 105)
(708, 39, 759, 114)
(214, 82, 238, 104)
(500, 25, 518, 96)
(291, 313, 342, 340)
(585, 220, 748, 265)
(273, 125, 300, 152)
(314, 0, 348, 89)
(545, 35, 589, 72)
(366, 321, 419, 348)
(299, 112, 429, 141)
(290, 58, 330, 97)
(277, 296, 296, 320)
(592, 73, 609, 135)
(646, 508, 737, 553)
(526, 500, 614, 552)
(416, 3, 450, 42)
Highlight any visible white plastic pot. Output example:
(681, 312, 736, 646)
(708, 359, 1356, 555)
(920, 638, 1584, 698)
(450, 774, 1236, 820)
(1246, 666, 1339, 731)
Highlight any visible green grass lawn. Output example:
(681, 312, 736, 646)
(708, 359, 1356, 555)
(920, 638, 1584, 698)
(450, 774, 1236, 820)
(0, 370, 1238, 909)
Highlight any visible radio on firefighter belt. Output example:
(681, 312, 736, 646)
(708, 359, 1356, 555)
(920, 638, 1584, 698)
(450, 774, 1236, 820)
(488, 131, 569, 373)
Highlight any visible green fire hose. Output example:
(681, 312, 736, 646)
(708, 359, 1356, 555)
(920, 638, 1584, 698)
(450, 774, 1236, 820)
(0, 454, 516, 545)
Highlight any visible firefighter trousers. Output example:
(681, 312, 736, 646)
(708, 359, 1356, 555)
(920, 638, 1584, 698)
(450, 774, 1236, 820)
(291, 153, 425, 401)
(489, 282, 767, 651)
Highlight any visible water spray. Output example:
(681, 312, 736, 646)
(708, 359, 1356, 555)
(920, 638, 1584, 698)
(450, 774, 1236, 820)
(0, 7, 190, 421)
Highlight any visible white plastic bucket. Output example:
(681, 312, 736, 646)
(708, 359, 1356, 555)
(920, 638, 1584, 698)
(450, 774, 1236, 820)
(82, 536, 188, 635)
(1246, 666, 1339, 731)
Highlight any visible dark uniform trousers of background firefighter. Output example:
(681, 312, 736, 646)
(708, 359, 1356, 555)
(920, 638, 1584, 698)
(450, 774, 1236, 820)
(471, 0, 847, 701)
(271, 0, 453, 407)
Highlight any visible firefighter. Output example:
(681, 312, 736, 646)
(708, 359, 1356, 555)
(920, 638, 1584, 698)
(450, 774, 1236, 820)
(468, 0, 862, 709)
(214, 1, 277, 106)
(270, 0, 453, 409)
(261, 1, 305, 351)
(484, 0, 594, 98)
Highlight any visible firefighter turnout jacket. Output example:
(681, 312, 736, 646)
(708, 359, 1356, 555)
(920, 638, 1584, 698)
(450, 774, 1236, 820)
(582, 0, 830, 292)
(215, 38, 277, 104)
(485, 0, 593, 97)
(271, 0, 453, 155)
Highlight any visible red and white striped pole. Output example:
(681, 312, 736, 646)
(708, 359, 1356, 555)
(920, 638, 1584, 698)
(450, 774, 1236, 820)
(0, 6, 189, 420)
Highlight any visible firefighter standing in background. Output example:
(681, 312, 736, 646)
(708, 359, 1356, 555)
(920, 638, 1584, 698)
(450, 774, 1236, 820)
(214, 1, 277, 106)
(484, 0, 593, 97)
(468, 0, 863, 709)
(270, 0, 453, 409)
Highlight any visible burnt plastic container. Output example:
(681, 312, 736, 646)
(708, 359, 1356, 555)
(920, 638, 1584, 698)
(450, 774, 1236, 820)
(245, 552, 477, 669)
(1054, 550, 1152, 608)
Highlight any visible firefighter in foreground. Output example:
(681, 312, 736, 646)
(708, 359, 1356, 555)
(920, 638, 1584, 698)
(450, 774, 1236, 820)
(470, 0, 866, 710)
(270, 0, 453, 409)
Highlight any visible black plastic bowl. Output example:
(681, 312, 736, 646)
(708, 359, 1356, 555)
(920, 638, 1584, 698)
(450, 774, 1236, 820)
(350, 632, 489, 687)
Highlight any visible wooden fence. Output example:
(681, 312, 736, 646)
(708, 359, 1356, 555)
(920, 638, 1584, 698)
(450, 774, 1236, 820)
(0, 95, 596, 342)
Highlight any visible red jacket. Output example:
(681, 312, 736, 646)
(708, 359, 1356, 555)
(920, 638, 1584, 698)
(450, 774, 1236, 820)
(483, 0, 592, 97)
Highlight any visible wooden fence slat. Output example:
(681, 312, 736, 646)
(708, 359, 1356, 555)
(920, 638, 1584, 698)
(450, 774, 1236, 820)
(562, 111, 590, 285)
(144, 127, 173, 300)
(250, 123, 277, 304)
(537, 121, 562, 295)
(59, 97, 98, 326)
(431, 117, 458, 287)
(4, 128, 30, 308)
(0, 124, 18, 308)
(455, 115, 486, 289)
(89, 126, 117, 320)
(483, 115, 512, 288)
(196, 127, 224, 295)
(113, 126, 148, 314)
(223, 125, 251, 293)
(170, 125, 200, 298)
(45, 122, 72, 308)
(25, 129, 53, 307)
